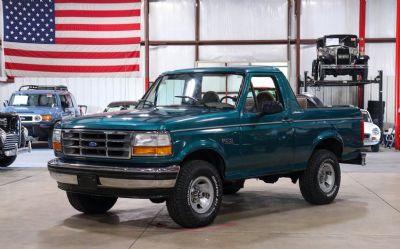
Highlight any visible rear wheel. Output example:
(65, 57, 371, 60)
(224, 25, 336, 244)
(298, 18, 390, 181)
(312, 60, 319, 80)
(0, 155, 17, 167)
(299, 149, 341, 205)
(66, 192, 117, 214)
(371, 144, 380, 152)
(166, 160, 222, 228)
(362, 68, 368, 81)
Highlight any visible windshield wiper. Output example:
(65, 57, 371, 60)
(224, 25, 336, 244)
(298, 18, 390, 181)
(174, 96, 209, 108)
(137, 99, 154, 108)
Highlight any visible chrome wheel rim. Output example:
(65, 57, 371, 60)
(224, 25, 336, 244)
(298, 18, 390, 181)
(189, 176, 214, 214)
(318, 161, 335, 193)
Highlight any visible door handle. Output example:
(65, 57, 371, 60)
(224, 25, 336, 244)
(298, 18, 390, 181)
(282, 117, 293, 123)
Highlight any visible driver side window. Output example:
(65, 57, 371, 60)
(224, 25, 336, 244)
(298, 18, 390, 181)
(245, 75, 284, 113)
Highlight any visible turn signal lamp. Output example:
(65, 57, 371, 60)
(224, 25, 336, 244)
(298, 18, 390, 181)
(41, 114, 53, 121)
(52, 129, 62, 152)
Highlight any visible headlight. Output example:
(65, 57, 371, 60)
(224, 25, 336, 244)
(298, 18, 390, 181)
(132, 131, 172, 156)
(52, 129, 62, 152)
(41, 114, 53, 121)
(372, 128, 380, 135)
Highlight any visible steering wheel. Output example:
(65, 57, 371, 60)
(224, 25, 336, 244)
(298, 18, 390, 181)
(220, 96, 237, 103)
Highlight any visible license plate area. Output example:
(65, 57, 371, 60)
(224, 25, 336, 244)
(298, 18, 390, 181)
(77, 174, 98, 190)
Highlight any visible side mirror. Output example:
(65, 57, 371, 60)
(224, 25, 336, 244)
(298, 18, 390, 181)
(260, 101, 283, 115)
(78, 105, 88, 115)
(3, 100, 9, 107)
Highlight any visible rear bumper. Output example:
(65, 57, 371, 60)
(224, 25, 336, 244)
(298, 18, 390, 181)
(47, 158, 180, 198)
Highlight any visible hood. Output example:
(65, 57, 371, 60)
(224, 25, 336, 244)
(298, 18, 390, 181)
(4, 105, 57, 115)
(61, 107, 236, 131)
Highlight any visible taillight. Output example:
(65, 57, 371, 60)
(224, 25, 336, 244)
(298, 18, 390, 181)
(360, 118, 364, 143)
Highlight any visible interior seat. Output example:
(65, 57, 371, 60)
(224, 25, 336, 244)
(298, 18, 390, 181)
(256, 91, 275, 111)
(202, 91, 220, 104)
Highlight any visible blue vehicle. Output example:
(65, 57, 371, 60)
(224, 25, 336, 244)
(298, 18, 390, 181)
(3, 85, 81, 147)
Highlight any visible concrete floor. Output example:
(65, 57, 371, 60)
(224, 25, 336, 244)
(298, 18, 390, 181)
(1, 145, 400, 249)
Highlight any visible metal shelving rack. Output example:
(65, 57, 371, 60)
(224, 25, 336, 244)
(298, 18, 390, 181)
(300, 70, 384, 132)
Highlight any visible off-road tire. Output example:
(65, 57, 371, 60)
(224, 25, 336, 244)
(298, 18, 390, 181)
(299, 149, 341, 205)
(223, 180, 245, 195)
(67, 192, 117, 214)
(166, 160, 222, 228)
(362, 68, 368, 81)
(371, 144, 380, 152)
(0, 155, 17, 167)
(312, 60, 319, 81)
(318, 63, 325, 81)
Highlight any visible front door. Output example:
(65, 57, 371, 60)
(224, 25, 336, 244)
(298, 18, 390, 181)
(239, 74, 294, 177)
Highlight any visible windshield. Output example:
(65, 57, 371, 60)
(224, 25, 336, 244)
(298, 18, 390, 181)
(325, 36, 357, 47)
(104, 104, 136, 112)
(138, 73, 244, 109)
(9, 93, 56, 107)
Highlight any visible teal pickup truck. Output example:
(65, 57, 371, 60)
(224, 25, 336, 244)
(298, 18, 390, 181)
(48, 67, 365, 228)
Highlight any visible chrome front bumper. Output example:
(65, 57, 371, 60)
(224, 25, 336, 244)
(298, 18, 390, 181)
(3, 141, 32, 157)
(48, 158, 180, 190)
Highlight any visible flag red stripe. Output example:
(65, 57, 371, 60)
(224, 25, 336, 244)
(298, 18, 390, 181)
(56, 37, 141, 45)
(6, 63, 139, 73)
(55, 9, 140, 18)
(4, 48, 140, 59)
(56, 23, 140, 31)
(55, 0, 141, 3)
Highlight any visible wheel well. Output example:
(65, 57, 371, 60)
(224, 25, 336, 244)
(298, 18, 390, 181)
(313, 138, 343, 160)
(182, 149, 225, 179)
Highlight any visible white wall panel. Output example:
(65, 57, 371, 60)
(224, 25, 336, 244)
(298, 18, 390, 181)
(366, 0, 396, 38)
(200, 45, 287, 63)
(301, 0, 359, 39)
(0, 78, 145, 114)
(200, 0, 288, 40)
(149, 0, 195, 40)
(363, 43, 396, 124)
(149, 45, 195, 80)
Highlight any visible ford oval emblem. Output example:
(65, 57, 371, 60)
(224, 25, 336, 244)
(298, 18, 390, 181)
(88, 141, 98, 147)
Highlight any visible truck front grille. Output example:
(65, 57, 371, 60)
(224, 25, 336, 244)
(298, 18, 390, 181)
(62, 129, 132, 159)
(337, 47, 350, 65)
(4, 133, 19, 150)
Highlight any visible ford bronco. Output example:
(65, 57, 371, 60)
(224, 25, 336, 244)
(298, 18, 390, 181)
(48, 67, 365, 228)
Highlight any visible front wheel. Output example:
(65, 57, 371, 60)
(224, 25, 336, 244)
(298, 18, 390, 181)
(166, 160, 222, 228)
(299, 149, 341, 205)
(0, 155, 17, 167)
(66, 192, 117, 214)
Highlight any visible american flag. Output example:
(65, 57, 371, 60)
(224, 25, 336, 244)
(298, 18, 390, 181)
(2, 0, 141, 77)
